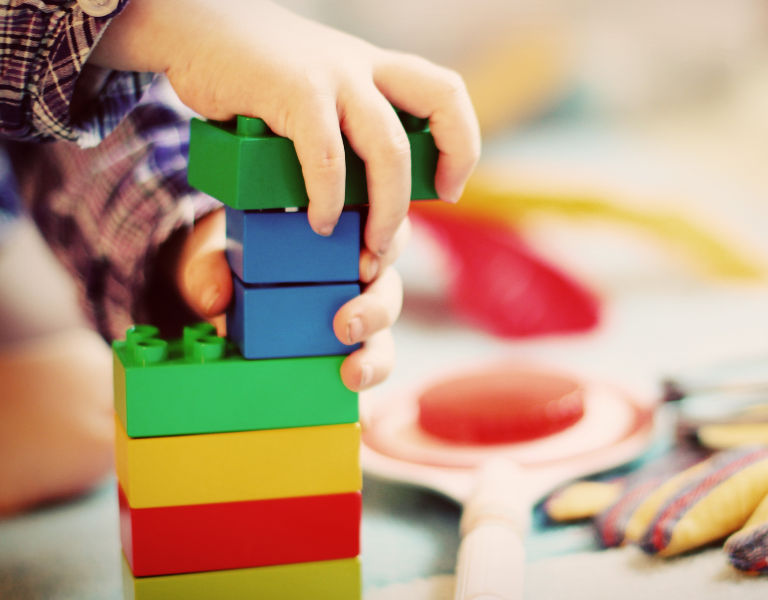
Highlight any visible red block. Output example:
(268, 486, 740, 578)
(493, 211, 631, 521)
(119, 484, 361, 577)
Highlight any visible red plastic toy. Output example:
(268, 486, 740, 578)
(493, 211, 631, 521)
(410, 206, 600, 338)
(418, 366, 585, 444)
(120, 485, 361, 577)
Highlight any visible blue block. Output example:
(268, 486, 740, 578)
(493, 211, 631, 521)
(226, 208, 361, 284)
(228, 277, 361, 359)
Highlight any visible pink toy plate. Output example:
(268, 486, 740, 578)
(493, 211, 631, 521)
(361, 361, 656, 506)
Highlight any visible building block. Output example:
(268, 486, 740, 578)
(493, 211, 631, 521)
(115, 416, 361, 508)
(226, 207, 360, 284)
(228, 278, 360, 359)
(120, 484, 361, 576)
(188, 112, 439, 210)
(123, 555, 361, 600)
(113, 324, 357, 438)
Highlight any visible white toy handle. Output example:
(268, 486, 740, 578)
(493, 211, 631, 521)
(454, 522, 525, 600)
(454, 459, 530, 600)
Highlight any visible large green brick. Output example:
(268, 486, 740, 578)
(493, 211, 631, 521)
(113, 324, 357, 438)
(188, 112, 439, 210)
(123, 555, 361, 600)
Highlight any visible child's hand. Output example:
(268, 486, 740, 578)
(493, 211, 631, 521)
(174, 208, 410, 391)
(92, 0, 480, 391)
(90, 0, 480, 257)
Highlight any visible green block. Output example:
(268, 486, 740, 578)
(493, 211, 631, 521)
(113, 324, 357, 438)
(188, 112, 439, 210)
(123, 555, 361, 600)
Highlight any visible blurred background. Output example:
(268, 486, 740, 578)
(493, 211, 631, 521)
(6, 1, 768, 598)
(283, 0, 768, 125)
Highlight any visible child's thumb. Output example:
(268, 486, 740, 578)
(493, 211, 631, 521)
(182, 249, 232, 319)
(175, 209, 232, 320)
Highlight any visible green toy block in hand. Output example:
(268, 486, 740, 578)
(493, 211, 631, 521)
(188, 111, 439, 211)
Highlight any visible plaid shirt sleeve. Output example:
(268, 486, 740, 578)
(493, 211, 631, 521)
(0, 0, 154, 146)
(12, 77, 222, 341)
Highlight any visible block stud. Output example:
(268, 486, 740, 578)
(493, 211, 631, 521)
(237, 116, 272, 138)
(126, 324, 159, 346)
(183, 322, 217, 355)
(133, 338, 168, 366)
(190, 335, 227, 363)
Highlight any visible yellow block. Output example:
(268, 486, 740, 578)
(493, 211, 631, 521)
(115, 416, 361, 508)
(123, 554, 361, 600)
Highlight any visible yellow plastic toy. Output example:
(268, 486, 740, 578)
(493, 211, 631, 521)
(115, 417, 361, 508)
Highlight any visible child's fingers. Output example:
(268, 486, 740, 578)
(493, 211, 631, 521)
(340, 89, 411, 256)
(339, 328, 396, 392)
(360, 216, 412, 284)
(373, 52, 481, 203)
(183, 249, 232, 318)
(175, 209, 233, 319)
(289, 99, 347, 236)
(333, 266, 403, 347)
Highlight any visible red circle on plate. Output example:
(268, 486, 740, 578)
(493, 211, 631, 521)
(417, 367, 585, 444)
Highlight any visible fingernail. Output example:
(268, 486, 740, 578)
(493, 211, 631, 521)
(318, 222, 336, 236)
(444, 185, 465, 204)
(200, 284, 220, 314)
(360, 363, 374, 388)
(347, 317, 364, 344)
(363, 255, 380, 282)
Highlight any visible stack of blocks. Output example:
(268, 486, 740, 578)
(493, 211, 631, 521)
(115, 111, 438, 599)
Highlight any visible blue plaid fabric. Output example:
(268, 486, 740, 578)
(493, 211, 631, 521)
(0, 145, 19, 239)
(0, 2, 221, 339)
(0, 0, 157, 146)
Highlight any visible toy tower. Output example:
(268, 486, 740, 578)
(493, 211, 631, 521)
(116, 112, 438, 599)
